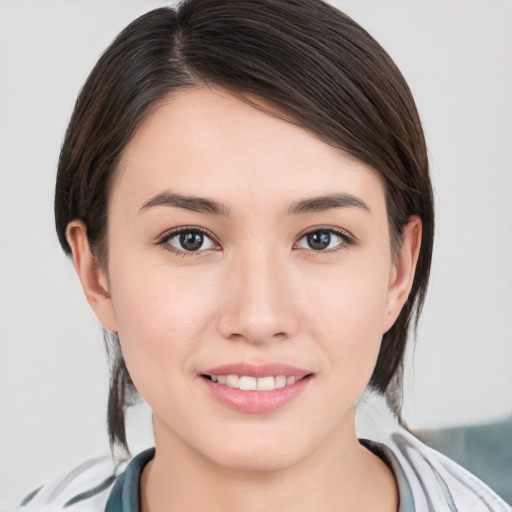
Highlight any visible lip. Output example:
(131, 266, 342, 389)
(202, 362, 311, 379)
(199, 362, 313, 414)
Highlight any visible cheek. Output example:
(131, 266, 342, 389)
(300, 256, 390, 331)
(107, 256, 220, 391)
(297, 258, 391, 387)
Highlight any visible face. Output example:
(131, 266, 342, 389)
(85, 87, 415, 471)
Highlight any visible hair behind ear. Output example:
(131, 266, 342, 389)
(104, 329, 137, 456)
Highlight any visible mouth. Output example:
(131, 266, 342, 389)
(199, 363, 313, 413)
(201, 373, 311, 390)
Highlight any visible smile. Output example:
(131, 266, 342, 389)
(205, 374, 301, 390)
(200, 363, 313, 413)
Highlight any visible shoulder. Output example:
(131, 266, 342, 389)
(367, 431, 510, 511)
(357, 394, 511, 511)
(12, 455, 125, 512)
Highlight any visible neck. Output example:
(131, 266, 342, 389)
(141, 414, 398, 512)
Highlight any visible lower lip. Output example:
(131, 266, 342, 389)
(200, 376, 312, 413)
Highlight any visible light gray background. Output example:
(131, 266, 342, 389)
(1, 0, 511, 508)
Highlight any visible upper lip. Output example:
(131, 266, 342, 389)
(201, 362, 312, 379)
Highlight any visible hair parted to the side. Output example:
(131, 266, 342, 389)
(55, 0, 434, 455)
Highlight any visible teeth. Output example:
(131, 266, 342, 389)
(226, 375, 239, 388)
(275, 375, 287, 388)
(239, 376, 257, 390)
(257, 376, 275, 390)
(209, 374, 300, 390)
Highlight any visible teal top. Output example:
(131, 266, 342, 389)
(104, 441, 414, 512)
(105, 448, 154, 512)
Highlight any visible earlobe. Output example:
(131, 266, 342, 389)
(383, 216, 422, 333)
(65, 221, 118, 332)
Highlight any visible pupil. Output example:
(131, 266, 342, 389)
(308, 231, 330, 250)
(180, 232, 203, 251)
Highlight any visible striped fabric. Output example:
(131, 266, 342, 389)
(15, 456, 121, 511)
(356, 393, 511, 511)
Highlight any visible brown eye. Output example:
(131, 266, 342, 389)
(180, 231, 205, 251)
(165, 229, 217, 253)
(306, 231, 331, 250)
(296, 229, 347, 251)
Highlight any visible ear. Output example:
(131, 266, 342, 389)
(66, 221, 118, 332)
(383, 216, 422, 333)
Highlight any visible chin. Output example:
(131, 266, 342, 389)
(192, 422, 325, 474)
(209, 443, 306, 473)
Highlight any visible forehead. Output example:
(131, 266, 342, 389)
(114, 87, 386, 214)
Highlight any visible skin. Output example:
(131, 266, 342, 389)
(67, 87, 421, 512)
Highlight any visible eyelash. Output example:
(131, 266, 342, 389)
(156, 226, 356, 257)
(156, 226, 219, 257)
(294, 226, 356, 254)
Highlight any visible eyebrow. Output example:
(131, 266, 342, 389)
(288, 193, 370, 215)
(139, 191, 230, 216)
(139, 191, 369, 217)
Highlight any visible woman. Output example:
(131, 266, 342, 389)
(12, 0, 510, 510)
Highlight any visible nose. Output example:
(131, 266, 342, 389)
(217, 247, 299, 344)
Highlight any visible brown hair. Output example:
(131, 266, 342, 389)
(55, 0, 434, 454)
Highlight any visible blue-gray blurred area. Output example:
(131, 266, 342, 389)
(417, 416, 512, 504)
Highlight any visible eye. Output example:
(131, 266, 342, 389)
(159, 228, 218, 254)
(295, 228, 351, 251)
